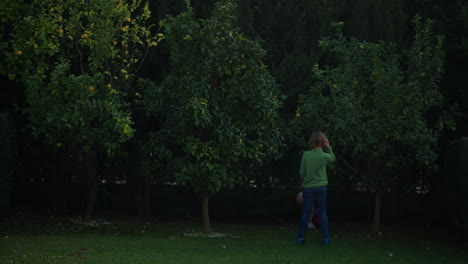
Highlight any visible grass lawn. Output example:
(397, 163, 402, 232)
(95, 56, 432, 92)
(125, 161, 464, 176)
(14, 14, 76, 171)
(1, 213, 467, 264)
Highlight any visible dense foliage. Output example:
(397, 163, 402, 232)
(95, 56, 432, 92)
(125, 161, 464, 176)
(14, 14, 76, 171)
(0, 0, 467, 235)
(5, 0, 161, 154)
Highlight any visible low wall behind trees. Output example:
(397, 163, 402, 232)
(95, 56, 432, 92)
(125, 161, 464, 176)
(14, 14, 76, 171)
(11, 183, 432, 224)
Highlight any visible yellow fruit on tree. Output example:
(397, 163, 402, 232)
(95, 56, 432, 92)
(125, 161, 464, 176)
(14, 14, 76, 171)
(87, 85, 95, 93)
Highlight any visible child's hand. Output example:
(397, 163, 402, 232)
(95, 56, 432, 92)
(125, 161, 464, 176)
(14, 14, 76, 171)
(324, 138, 330, 147)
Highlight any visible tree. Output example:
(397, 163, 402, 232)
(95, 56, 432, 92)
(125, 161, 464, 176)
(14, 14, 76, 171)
(295, 16, 451, 233)
(145, 0, 284, 233)
(4, 0, 162, 221)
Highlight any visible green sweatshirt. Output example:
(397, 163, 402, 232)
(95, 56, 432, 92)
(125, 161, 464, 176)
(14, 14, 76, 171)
(299, 146, 336, 188)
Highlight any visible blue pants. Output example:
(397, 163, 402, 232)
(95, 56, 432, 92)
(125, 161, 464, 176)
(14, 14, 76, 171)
(297, 186, 329, 240)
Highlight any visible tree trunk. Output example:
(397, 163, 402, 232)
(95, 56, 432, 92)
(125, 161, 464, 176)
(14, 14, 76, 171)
(389, 180, 400, 222)
(372, 190, 381, 233)
(135, 180, 152, 218)
(202, 192, 211, 234)
(85, 149, 98, 222)
(143, 180, 151, 217)
(53, 149, 71, 213)
(124, 140, 152, 219)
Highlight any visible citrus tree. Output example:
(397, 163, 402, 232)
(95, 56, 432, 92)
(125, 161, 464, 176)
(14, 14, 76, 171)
(4, 0, 162, 221)
(295, 16, 452, 233)
(145, 0, 284, 233)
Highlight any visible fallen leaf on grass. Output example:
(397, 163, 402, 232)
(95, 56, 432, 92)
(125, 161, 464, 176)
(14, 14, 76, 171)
(183, 232, 239, 239)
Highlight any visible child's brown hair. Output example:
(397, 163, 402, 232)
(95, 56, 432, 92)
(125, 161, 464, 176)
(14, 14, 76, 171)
(308, 131, 326, 148)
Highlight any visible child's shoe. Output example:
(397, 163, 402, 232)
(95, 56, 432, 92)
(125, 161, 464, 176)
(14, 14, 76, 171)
(322, 238, 330, 246)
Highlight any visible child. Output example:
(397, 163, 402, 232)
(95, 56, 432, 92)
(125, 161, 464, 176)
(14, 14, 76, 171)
(296, 131, 335, 245)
